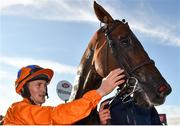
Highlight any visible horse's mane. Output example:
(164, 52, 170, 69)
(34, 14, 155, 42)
(69, 29, 105, 101)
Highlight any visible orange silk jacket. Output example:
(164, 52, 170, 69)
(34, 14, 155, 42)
(3, 90, 101, 125)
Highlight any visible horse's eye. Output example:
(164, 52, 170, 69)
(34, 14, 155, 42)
(121, 39, 128, 44)
(120, 39, 130, 47)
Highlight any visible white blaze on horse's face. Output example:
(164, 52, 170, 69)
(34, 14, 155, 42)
(93, 1, 172, 106)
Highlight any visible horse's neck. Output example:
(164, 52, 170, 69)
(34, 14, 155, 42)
(69, 30, 107, 101)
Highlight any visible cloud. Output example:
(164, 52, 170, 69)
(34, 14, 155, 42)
(0, 55, 76, 75)
(0, 0, 180, 46)
(156, 105, 180, 125)
(130, 23, 180, 46)
(0, 69, 15, 80)
(0, 0, 96, 22)
(0, 0, 34, 9)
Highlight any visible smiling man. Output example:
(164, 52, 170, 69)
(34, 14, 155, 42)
(3, 65, 125, 124)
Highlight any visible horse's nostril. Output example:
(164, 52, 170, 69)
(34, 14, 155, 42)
(158, 83, 167, 93)
(158, 83, 171, 96)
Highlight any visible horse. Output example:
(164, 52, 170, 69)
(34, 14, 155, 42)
(70, 1, 172, 124)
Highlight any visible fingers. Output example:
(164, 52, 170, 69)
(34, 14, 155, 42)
(97, 68, 125, 97)
(101, 115, 111, 120)
(99, 109, 110, 115)
(100, 113, 111, 120)
(115, 79, 125, 86)
(102, 115, 111, 120)
(110, 68, 124, 80)
(114, 74, 125, 82)
(106, 68, 122, 78)
(110, 68, 125, 86)
(99, 109, 111, 125)
(99, 110, 111, 120)
(99, 101, 109, 111)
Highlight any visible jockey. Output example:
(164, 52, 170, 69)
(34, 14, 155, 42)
(3, 65, 125, 124)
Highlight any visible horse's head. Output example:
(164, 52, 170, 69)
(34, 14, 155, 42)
(93, 1, 171, 107)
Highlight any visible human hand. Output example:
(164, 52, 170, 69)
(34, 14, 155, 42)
(96, 68, 125, 97)
(99, 101, 111, 125)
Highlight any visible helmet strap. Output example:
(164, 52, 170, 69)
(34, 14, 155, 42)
(46, 87, 49, 99)
(21, 84, 31, 98)
(27, 97, 36, 105)
(21, 83, 49, 104)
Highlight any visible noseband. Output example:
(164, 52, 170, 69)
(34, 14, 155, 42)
(103, 20, 154, 105)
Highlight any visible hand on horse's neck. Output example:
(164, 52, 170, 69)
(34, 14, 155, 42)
(96, 68, 125, 97)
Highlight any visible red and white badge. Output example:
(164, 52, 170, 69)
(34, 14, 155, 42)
(56, 80, 72, 102)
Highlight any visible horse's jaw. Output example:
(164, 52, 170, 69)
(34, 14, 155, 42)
(133, 88, 153, 108)
(148, 93, 166, 106)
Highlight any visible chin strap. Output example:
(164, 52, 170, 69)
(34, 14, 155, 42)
(27, 97, 36, 105)
(46, 88, 49, 99)
(27, 89, 49, 105)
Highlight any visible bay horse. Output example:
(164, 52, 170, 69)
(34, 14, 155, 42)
(70, 1, 172, 124)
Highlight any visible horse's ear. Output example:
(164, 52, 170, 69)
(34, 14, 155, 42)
(94, 1, 114, 24)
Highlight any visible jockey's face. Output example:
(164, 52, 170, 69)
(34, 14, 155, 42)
(28, 80, 47, 105)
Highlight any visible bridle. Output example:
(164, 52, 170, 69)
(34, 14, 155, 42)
(102, 20, 155, 106)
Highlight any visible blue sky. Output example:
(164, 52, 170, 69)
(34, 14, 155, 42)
(0, 0, 180, 124)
